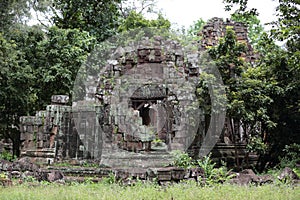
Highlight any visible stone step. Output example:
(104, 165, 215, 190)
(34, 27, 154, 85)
(20, 148, 56, 157)
(100, 146, 173, 168)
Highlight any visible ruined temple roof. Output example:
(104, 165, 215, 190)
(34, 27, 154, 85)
(199, 17, 256, 63)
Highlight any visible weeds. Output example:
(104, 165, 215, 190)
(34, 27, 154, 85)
(171, 150, 194, 169)
(197, 154, 234, 184)
(0, 150, 16, 161)
(197, 153, 216, 177)
(279, 143, 300, 169)
(171, 151, 234, 185)
(101, 172, 117, 185)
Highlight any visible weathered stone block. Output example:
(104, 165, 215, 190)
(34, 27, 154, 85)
(157, 168, 172, 181)
(51, 95, 69, 104)
(171, 168, 185, 180)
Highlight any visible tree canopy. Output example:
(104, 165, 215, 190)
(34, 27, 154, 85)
(222, 0, 300, 169)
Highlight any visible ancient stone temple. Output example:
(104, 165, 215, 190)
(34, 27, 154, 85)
(200, 17, 256, 62)
(19, 18, 258, 168)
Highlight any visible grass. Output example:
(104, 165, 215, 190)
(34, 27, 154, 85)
(0, 181, 299, 200)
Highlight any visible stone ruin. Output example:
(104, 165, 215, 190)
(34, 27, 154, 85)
(19, 95, 102, 164)
(17, 18, 258, 169)
(199, 17, 256, 63)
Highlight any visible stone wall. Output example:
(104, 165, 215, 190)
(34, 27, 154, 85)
(19, 96, 103, 163)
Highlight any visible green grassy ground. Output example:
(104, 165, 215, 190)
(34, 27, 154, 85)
(0, 182, 299, 200)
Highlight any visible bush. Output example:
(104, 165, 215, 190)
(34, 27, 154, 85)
(0, 150, 16, 161)
(197, 154, 234, 184)
(171, 151, 234, 184)
(171, 150, 194, 169)
(279, 143, 300, 169)
(101, 173, 117, 184)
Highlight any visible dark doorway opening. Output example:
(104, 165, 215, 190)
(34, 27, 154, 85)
(140, 106, 151, 126)
(131, 101, 157, 126)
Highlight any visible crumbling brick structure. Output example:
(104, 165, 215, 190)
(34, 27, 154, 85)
(19, 18, 258, 168)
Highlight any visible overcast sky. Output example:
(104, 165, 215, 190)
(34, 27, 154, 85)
(29, 0, 279, 30)
(154, 0, 279, 29)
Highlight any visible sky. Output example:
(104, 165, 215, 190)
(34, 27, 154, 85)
(153, 0, 279, 29)
(29, 0, 279, 30)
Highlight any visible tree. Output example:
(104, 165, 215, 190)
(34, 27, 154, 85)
(117, 10, 171, 32)
(5, 24, 47, 112)
(119, 0, 158, 18)
(223, 0, 300, 170)
(255, 32, 300, 169)
(224, 0, 258, 17)
(231, 13, 264, 47)
(0, 0, 31, 32)
(187, 18, 206, 37)
(272, 0, 300, 48)
(207, 27, 250, 168)
(0, 33, 36, 156)
(34, 27, 96, 109)
(0, 2, 48, 155)
(51, 0, 122, 41)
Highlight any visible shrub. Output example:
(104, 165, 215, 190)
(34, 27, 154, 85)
(101, 172, 117, 184)
(197, 154, 234, 184)
(0, 150, 16, 161)
(279, 143, 300, 169)
(171, 150, 194, 169)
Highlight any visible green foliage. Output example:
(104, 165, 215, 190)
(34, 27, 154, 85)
(196, 69, 227, 115)
(0, 150, 16, 161)
(23, 175, 37, 183)
(118, 10, 171, 32)
(246, 136, 268, 154)
(0, 32, 36, 155)
(206, 25, 280, 168)
(101, 173, 117, 184)
(224, 0, 258, 18)
(120, 0, 157, 17)
(197, 154, 234, 184)
(279, 143, 300, 169)
(0, 182, 299, 200)
(208, 26, 247, 87)
(0, 32, 34, 116)
(35, 27, 96, 107)
(51, 0, 121, 41)
(171, 150, 194, 169)
(81, 161, 98, 168)
(237, 65, 277, 129)
(0, 172, 8, 179)
(0, 0, 31, 31)
(187, 18, 206, 37)
(222, 0, 300, 170)
(206, 166, 233, 185)
(271, 0, 300, 52)
(83, 177, 95, 185)
(197, 154, 216, 178)
(171, 152, 233, 185)
(254, 32, 299, 168)
(207, 26, 249, 121)
(231, 13, 264, 47)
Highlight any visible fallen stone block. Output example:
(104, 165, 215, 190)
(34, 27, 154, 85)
(47, 170, 64, 182)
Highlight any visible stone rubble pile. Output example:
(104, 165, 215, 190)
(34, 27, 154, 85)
(1, 158, 299, 186)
